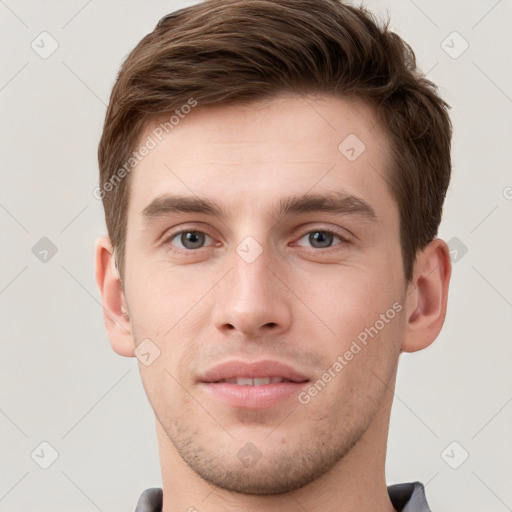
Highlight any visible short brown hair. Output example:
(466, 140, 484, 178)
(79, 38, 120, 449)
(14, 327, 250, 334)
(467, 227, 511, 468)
(98, 0, 451, 282)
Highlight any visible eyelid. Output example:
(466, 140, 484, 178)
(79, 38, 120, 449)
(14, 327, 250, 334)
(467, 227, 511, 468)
(162, 224, 352, 252)
(294, 227, 352, 248)
(163, 225, 218, 250)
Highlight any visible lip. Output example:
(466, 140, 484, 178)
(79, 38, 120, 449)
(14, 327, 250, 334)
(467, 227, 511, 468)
(197, 359, 310, 409)
(198, 359, 309, 384)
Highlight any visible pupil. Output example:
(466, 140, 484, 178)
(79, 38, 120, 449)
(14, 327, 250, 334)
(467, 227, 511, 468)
(182, 231, 204, 249)
(310, 231, 332, 248)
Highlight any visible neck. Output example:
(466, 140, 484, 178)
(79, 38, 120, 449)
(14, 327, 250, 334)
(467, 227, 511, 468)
(156, 389, 397, 512)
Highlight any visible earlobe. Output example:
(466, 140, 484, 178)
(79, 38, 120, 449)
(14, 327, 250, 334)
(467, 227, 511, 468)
(94, 236, 135, 357)
(401, 238, 452, 353)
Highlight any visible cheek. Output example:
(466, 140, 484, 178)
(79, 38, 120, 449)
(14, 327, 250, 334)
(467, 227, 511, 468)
(292, 266, 396, 336)
(125, 265, 207, 338)
(297, 267, 405, 386)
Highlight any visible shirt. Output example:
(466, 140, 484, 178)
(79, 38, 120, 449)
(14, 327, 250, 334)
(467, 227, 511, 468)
(134, 481, 432, 511)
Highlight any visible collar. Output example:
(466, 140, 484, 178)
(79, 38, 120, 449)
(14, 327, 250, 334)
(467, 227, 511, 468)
(134, 481, 431, 512)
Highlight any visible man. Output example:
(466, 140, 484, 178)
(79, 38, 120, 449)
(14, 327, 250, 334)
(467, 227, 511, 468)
(94, 0, 452, 510)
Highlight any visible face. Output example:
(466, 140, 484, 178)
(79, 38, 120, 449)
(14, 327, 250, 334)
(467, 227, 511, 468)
(121, 94, 408, 494)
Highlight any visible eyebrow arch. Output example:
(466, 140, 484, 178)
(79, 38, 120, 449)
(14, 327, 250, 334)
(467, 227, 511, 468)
(142, 195, 225, 220)
(141, 191, 377, 223)
(276, 191, 376, 221)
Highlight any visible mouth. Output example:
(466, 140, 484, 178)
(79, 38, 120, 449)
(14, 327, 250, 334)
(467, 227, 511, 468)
(214, 377, 301, 385)
(198, 360, 310, 409)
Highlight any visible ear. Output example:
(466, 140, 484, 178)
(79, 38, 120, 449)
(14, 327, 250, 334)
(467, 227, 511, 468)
(94, 236, 135, 357)
(401, 238, 452, 353)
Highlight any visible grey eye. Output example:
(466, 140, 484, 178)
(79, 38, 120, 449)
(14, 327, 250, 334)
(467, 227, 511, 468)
(171, 231, 212, 250)
(297, 230, 342, 249)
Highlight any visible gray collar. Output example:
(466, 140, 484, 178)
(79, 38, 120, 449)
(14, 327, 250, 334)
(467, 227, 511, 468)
(135, 481, 431, 512)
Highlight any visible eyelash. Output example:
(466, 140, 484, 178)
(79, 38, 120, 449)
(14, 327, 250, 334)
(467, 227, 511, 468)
(295, 229, 351, 249)
(164, 227, 351, 253)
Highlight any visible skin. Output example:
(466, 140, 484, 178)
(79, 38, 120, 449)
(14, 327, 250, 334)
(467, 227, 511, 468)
(96, 93, 451, 512)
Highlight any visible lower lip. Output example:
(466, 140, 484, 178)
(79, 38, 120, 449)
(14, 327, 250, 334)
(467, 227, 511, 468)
(199, 382, 309, 409)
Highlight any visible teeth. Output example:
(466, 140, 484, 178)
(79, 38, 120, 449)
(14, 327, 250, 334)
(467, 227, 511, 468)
(254, 378, 271, 386)
(222, 377, 286, 385)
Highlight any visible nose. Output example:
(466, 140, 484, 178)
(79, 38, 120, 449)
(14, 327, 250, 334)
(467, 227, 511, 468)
(212, 246, 292, 339)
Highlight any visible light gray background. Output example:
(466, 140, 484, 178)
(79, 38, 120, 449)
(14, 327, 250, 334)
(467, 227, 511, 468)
(1, 0, 511, 510)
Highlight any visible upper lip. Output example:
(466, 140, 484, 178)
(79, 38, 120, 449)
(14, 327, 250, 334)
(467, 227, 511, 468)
(198, 359, 310, 383)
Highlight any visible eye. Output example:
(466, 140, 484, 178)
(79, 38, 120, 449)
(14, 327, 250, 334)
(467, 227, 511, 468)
(167, 230, 215, 250)
(296, 229, 348, 249)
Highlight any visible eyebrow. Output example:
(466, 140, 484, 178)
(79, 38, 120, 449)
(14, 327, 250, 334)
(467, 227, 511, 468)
(141, 191, 377, 223)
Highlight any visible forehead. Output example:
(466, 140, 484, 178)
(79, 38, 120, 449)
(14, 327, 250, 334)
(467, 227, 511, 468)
(127, 94, 396, 225)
